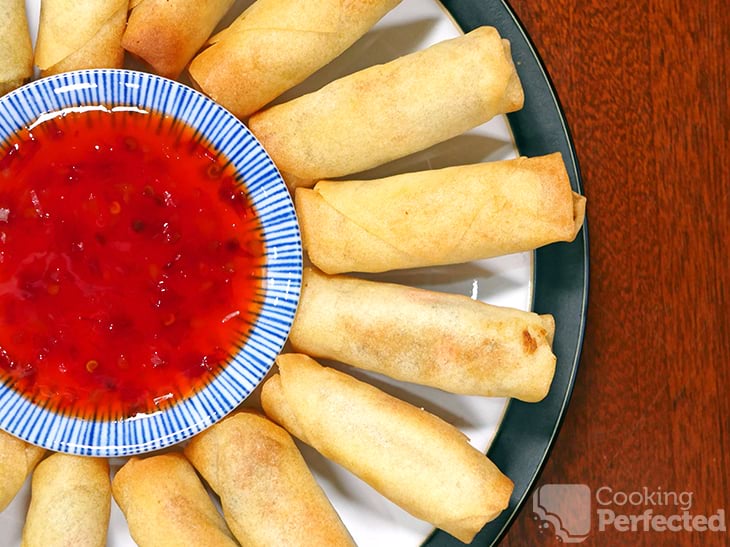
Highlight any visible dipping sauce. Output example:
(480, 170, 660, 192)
(0, 108, 264, 419)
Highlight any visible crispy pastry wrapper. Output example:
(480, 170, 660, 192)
(185, 411, 355, 547)
(298, 153, 586, 273)
(21, 454, 110, 547)
(123, 0, 235, 79)
(35, 0, 128, 76)
(0, 0, 33, 96)
(290, 268, 557, 402)
(112, 453, 237, 547)
(261, 353, 514, 543)
(0, 430, 45, 511)
(189, 0, 401, 119)
(248, 26, 524, 184)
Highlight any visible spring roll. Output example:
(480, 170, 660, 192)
(112, 453, 237, 547)
(248, 26, 524, 185)
(21, 454, 110, 547)
(34, 0, 128, 76)
(298, 153, 586, 273)
(0, 0, 33, 96)
(189, 0, 402, 119)
(0, 430, 45, 511)
(290, 268, 556, 402)
(185, 411, 355, 547)
(122, 0, 235, 79)
(261, 353, 514, 543)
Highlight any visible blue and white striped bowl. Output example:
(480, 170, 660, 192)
(0, 69, 302, 457)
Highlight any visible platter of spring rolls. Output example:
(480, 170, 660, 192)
(0, 0, 588, 545)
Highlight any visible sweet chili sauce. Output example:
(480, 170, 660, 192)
(0, 107, 265, 419)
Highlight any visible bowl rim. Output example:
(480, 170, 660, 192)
(0, 68, 303, 457)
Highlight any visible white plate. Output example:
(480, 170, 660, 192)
(1, 1, 528, 545)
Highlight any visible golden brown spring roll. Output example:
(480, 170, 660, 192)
(248, 26, 524, 185)
(0, 0, 33, 96)
(298, 153, 586, 274)
(112, 453, 237, 547)
(290, 268, 556, 402)
(21, 454, 110, 547)
(261, 353, 514, 543)
(0, 430, 45, 511)
(122, 0, 235, 79)
(189, 0, 402, 119)
(34, 0, 128, 76)
(185, 411, 355, 547)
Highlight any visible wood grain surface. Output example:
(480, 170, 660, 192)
(500, 1, 729, 545)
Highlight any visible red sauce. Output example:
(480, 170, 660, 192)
(0, 108, 264, 419)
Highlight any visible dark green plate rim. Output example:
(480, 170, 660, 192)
(425, 1, 590, 545)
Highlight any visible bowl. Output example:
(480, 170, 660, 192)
(0, 69, 302, 457)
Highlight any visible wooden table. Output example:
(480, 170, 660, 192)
(500, 1, 729, 545)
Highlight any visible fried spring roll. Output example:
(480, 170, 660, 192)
(261, 354, 514, 544)
(290, 268, 557, 402)
(112, 453, 237, 547)
(248, 26, 524, 185)
(189, 0, 401, 119)
(122, 0, 235, 79)
(0, 0, 33, 96)
(34, 0, 128, 76)
(21, 454, 110, 547)
(298, 154, 586, 274)
(0, 430, 45, 511)
(185, 411, 355, 547)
